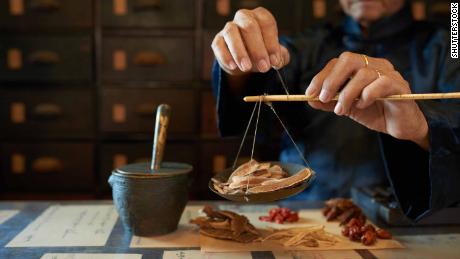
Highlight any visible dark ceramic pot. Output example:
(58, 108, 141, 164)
(109, 161, 192, 236)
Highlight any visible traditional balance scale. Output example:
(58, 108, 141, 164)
(109, 69, 460, 236)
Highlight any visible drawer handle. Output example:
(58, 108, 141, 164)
(29, 0, 61, 12)
(32, 103, 63, 119)
(32, 157, 63, 173)
(133, 51, 166, 66)
(136, 103, 155, 117)
(29, 51, 60, 65)
(133, 0, 162, 11)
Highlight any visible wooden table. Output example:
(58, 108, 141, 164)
(0, 200, 459, 259)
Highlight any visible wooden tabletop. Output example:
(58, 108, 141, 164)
(0, 200, 459, 259)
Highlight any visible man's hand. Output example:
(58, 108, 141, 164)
(305, 51, 430, 150)
(211, 7, 290, 76)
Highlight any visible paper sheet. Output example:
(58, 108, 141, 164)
(40, 254, 142, 259)
(7, 205, 118, 247)
(130, 205, 203, 248)
(200, 209, 403, 252)
(163, 250, 252, 259)
(0, 210, 19, 225)
(273, 250, 362, 259)
(371, 234, 460, 259)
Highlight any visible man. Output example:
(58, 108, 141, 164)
(211, 0, 460, 221)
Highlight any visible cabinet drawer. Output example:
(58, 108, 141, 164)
(102, 36, 194, 82)
(202, 31, 215, 81)
(101, 0, 194, 28)
(0, 89, 94, 139)
(0, 0, 92, 30)
(0, 35, 92, 82)
(100, 88, 198, 135)
(203, 0, 299, 30)
(99, 141, 197, 192)
(0, 142, 94, 192)
(201, 90, 218, 137)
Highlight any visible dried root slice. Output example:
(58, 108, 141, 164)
(258, 226, 337, 248)
(248, 168, 312, 194)
(190, 206, 260, 243)
(212, 160, 312, 196)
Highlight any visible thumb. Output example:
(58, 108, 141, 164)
(277, 45, 290, 69)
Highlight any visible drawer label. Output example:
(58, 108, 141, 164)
(313, 0, 327, 19)
(11, 154, 26, 174)
(10, 102, 26, 123)
(112, 103, 127, 123)
(7, 48, 22, 70)
(113, 50, 127, 71)
(412, 1, 426, 21)
(212, 155, 227, 174)
(113, 0, 128, 16)
(9, 0, 24, 16)
(216, 0, 230, 16)
(113, 154, 128, 169)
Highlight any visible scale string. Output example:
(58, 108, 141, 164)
(275, 68, 290, 96)
(232, 101, 258, 170)
(245, 97, 263, 197)
(250, 98, 262, 161)
(267, 102, 312, 169)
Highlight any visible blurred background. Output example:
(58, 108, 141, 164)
(0, 0, 452, 200)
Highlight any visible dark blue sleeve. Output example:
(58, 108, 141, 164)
(381, 35, 460, 221)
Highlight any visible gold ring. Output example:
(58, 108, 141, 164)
(361, 54, 369, 67)
(375, 69, 382, 78)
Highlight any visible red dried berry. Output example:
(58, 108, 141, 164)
(348, 226, 362, 241)
(361, 230, 377, 246)
(342, 226, 350, 237)
(376, 228, 392, 239)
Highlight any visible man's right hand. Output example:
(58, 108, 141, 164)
(211, 7, 290, 76)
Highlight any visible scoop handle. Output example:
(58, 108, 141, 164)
(151, 104, 171, 171)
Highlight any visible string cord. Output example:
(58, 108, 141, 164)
(232, 101, 258, 170)
(267, 102, 312, 168)
(275, 68, 290, 96)
(244, 98, 263, 196)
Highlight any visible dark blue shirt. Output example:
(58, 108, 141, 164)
(212, 4, 460, 221)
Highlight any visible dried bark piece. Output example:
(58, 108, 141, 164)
(191, 206, 260, 243)
(227, 159, 261, 181)
(229, 175, 274, 189)
(248, 168, 312, 194)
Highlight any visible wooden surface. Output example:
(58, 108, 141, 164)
(0, 200, 459, 259)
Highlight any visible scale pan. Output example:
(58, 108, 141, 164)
(209, 161, 315, 203)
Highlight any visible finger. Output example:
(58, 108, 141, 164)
(279, 45, 290, 67)
(335, 67, 378, 115)
(234, 9, 270, 72)
(307, 101, 336, 112)
(305, 58, 337, 97)
(221, 22, 251, 71)
(211, 34, 237, 71)
(319, 51, 363, 103)
(357, 74, 403, 109)
(252, 7, 281, 67)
